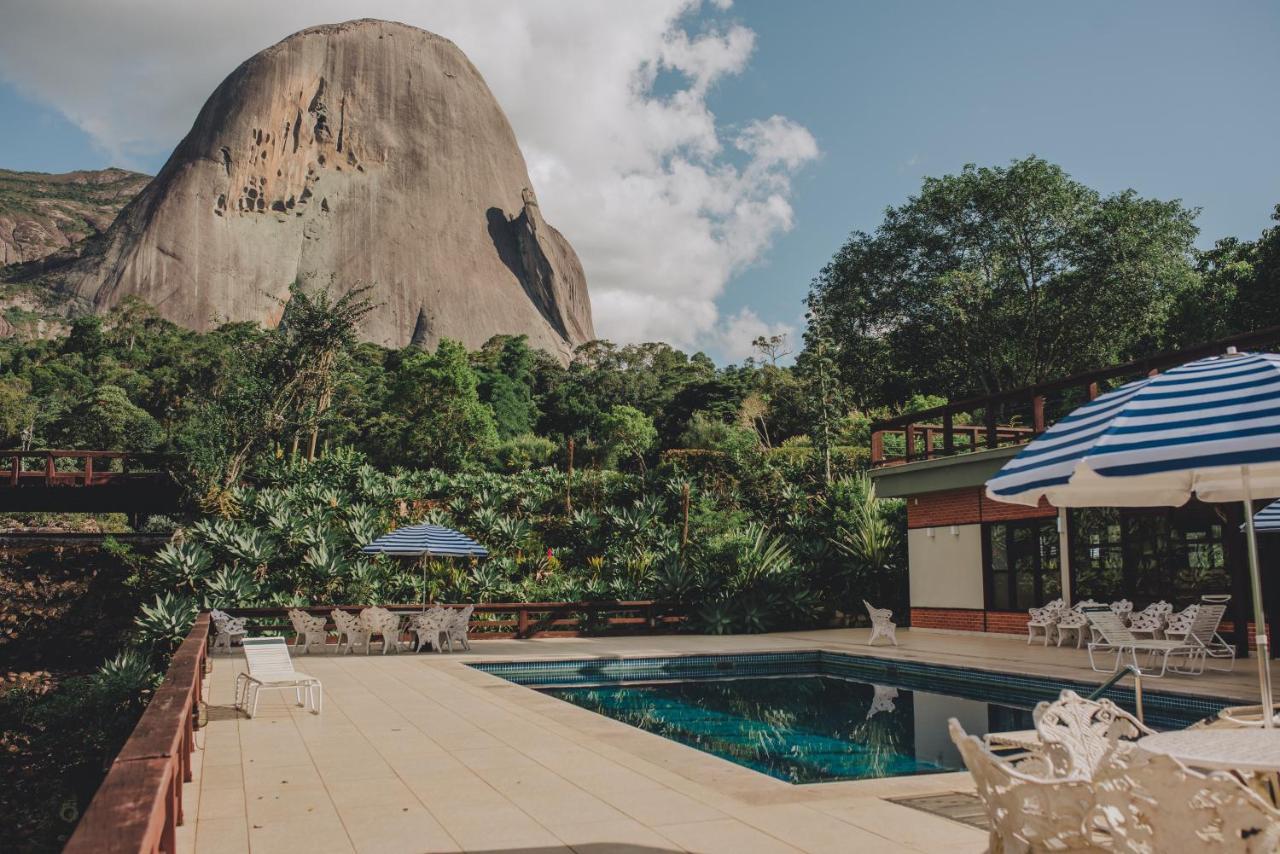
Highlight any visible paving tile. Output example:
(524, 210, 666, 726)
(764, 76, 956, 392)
(246, 812, 353, 854)
(655, 818, 802, 854)
(340, 805, 461, 853)
(194, 816, 250, 854)
(550, 817, 684, 852)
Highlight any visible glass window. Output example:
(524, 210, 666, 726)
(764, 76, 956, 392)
(984, 518, 1060, 611)
(1068, 503, 1231, 607)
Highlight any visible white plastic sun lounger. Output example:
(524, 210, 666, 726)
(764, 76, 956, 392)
(1084, 609, 1194, 678)
(234, 636, 322, 717)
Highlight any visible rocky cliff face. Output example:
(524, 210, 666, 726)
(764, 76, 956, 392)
(0, 168, 149, 266)
(55, 19, 594, 358)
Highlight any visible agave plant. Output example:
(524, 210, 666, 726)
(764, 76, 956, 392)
(343, 502, 386, 547)
(135, 592, 198, 653)
(697, 599, 736, 635)
(491, 515, 532, 555)
(201, 566, 260, 609)
(152, 541, 213, 594)
(731, 524, 793, 591)
(224, 528, 278, 570)
(95, 648, 160, 694)
(468, 561, 509, 602)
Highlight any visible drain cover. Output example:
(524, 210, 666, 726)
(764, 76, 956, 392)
(886, 792, 988, 830)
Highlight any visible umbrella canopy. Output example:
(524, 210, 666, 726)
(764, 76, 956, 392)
(987, 352, 1280, 507)
(986, 350, 1280, 726)
(1254, 499, 1280, 534)
(360, 523, 488, 557)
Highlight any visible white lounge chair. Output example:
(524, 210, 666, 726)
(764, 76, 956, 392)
(234, 636, 322, 718)
(1026, 598, 1065, 645)
(287, 608, 328, 654)
(863, 600, 897, 646)
(331, 609, 369, 654)
(1172, 603, 1234, 674)
(1084, 608, 1195, 677)
(209, 608, 248, 653)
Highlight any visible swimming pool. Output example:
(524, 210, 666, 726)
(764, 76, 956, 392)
(471, 651, 1227, 784)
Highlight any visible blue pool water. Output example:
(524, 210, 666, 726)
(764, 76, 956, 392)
(472, 652, 1226, 784)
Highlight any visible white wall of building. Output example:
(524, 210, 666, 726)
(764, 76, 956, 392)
(907, 524, 984, 609)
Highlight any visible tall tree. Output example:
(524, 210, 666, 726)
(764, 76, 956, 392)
(808, 156, 1200, 405)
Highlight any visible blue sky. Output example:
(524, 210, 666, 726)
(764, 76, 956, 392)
(2, 1, 1278, 358)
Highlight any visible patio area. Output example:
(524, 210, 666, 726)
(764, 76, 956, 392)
(179, 628, 1275, 854)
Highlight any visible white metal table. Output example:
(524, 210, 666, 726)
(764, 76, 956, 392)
(1137, 729, 1280, 774)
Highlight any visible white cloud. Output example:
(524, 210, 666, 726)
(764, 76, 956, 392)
(711, 308, 797, 364)
(0, 0, 817, 357)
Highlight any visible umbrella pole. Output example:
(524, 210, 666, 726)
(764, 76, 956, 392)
(421, 555, 428, 613)
(1242, 465, 1274, 728)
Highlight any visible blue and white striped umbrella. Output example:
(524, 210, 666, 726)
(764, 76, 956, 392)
(1254, 499, 1280, 534)
(360, 524, 488, 557)
(987, 349, 1280, 724)
(987, 351, 1280, 508)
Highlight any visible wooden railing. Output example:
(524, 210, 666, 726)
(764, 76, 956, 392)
(2, 450, 175, 487)
(65, 614, 210, 854)
(870, 324, 1280, 467)
(227, 601, 686, 640)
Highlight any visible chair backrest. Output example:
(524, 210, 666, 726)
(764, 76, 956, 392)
(332, 609, 359, 633)
(1138, 600, 1172, 618)
(1091, 745, 1280, 852)
(242, 637, 298, 679)
(1035, 690, 1150, 776)
(948, 719, 1094, 850)
(1084, 608, 1135, 645)
(1110, 599, 1133, 616)
(1185, 603, 1227, 647)
(1165, 603, 1200, 634)
(287, 609, 312, 632)
(449, 604, 474, 631)
(863, 600, 892, 624)
(210, 608, 230, 624)
(1071, 599, 1103, 613)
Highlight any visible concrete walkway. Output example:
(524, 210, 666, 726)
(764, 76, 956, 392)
(178, 628, 1273, 853)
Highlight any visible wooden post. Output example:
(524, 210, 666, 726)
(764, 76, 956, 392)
(904, 423, 915, 462)
(922, 427, 933, 460)
(1032, 395, 1046, 434)
(870, 431, 883, 465)
(985, 407, 998, 449)
(942, 410, 954, 456)
(1088, 382, 1099, 400)
(45, 452, 54, 484)
(84, 454, 94, 486)
(9, 454, 18, 486)
(518, 608, 529, 639)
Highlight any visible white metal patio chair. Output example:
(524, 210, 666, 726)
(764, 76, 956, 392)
(408, 607, 450, 651)
(209, 608, 248, 653)
(1055, 610, 1090, 648)
(442, 604, 474, 652)
(1026, 598, 1065, 645)
(331, 609, 369, 654)
(1034, 689, 1154, 777)
(1163, 603, 1199, 643)
(1127, 601, 1172, 639)
(234, 636, 322, 718)
(1090, 744, 1280, 852)
(949, 719, 1099, 853)
(361, 606, 403, 654)
(1084, 609, 1194, 677)
(287, 608, 328, 654)
(1109, 599, 1133, 624)
(863, 600, 897, 646)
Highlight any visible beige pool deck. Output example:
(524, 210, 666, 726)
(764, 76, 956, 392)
(178, 628, 1273, 854)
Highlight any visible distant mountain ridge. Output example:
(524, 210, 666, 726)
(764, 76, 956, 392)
(7, 19, 595, 360)
(0, 168, 150, 266)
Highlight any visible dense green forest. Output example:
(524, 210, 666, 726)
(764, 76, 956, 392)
(1, 156, 1277, 847)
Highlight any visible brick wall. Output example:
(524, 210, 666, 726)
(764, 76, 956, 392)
(910, 607, 1029, 635)
(906, 486, 1055, 529)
